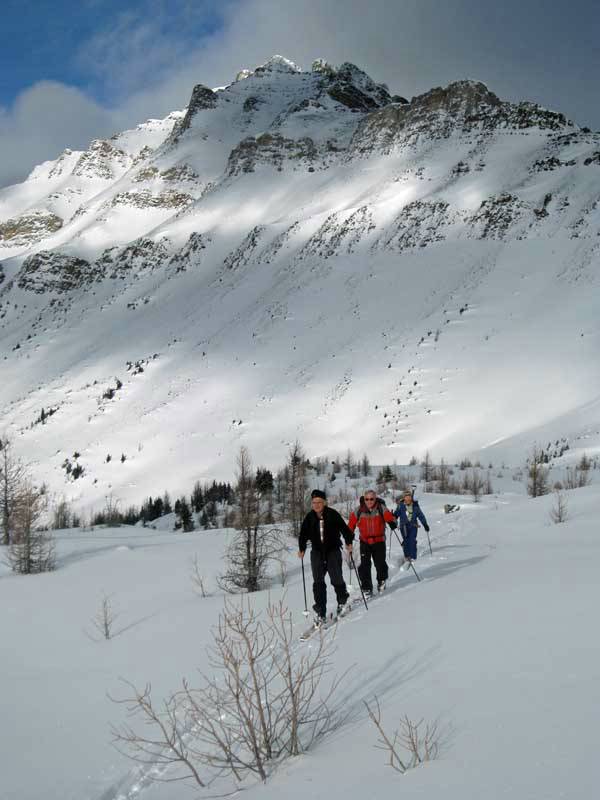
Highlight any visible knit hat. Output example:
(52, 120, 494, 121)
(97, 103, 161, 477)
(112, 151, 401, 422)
(311, 489, 327, 500)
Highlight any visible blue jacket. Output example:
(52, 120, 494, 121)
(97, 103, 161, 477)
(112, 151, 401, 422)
(393, 500, 429, 533)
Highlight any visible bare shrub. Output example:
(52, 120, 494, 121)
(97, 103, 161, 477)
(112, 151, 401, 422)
(549, 491, 568, 524)
(8, 484, 54, 574)
(0, 436, 27, 545)
(190, 554, 208, 597)
(578, 453, 592, 471)
(219, 524, 287, 593)
(420, 452, 434, 482)
(111, 681, 206, 787)
(364, 697, 441, 773)
(91, 592, 120, 639)
(275, 551, 289, 586)
(438, 459, 450, 493)
(52, 496, 71, 529)
(286, 441, 308, 538)
(104, 493, 122, 526)
(564, 466, 591, 490)
(219, 447, 288, 593)
(111, 597, 342, 789)
(461, 468, 486, 502)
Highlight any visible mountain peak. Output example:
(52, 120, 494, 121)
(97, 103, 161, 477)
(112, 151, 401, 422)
(254, 55, 302, 75)
(233, 56, 302, 84)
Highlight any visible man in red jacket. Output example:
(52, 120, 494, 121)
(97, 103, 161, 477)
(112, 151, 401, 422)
(348, 490, 397, 597)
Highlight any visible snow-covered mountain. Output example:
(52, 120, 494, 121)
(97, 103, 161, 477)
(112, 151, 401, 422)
(1, 55, 599, 507)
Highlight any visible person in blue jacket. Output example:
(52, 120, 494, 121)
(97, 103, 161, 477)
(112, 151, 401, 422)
(394, 489, 430, 566)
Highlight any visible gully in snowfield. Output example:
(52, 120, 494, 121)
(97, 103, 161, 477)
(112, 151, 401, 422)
(394, 489, 430, 567)
(348, 491, 397, 597)
(297, 489, 354, 624)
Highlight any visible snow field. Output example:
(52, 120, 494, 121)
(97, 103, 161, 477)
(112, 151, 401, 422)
(1, 483, 598, 799)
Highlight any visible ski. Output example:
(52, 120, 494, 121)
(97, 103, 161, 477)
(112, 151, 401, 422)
(298, 601, 353, 640)
(299, 616, 336, 641)
(336, 601, 353, 619)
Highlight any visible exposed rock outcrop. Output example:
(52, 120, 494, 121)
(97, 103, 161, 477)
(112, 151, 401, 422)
(16, 251, 94, 293)
(72, 139, 131, 179)
(226, 133, 317, 175)
(351, 80, 573, 154)
(170, 84, 218, 141)
(108, 190, 193, 209)
(326, 62, 391, 111)
(0, 211, 63, 247)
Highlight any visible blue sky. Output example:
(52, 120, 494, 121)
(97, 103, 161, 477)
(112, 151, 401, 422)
(1, 0, 224, 105)
(1, 0, 599, 187)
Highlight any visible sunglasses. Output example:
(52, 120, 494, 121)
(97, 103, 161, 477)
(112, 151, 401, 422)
(365, 497, 376, 502)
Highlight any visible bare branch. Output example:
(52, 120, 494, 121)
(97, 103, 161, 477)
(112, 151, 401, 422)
(364, 697, 442, 773)
(549, 490, 568, 524)
(91, 593, 119, 640)
(111, 595, 344, 790)
(190, 554, 209, 597)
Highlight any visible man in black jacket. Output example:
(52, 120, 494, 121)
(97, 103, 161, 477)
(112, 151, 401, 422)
(298, 489, 354, 623)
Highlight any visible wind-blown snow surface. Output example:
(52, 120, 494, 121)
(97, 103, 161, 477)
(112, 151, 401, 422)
(1, 483, 598, 800)
(1, 57, 600, 508)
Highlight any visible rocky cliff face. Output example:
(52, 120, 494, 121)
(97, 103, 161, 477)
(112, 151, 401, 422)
(0, 210, 63, 248)
(351, 80, 573, 155)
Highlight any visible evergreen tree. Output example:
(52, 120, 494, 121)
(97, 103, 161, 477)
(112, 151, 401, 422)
(176, 497, 195, 532)
(361, 453, 371, 477)
(256, 468, 274, 495)
(152, 497, 164, 519)
(376, 465, 394, 484)
(191, 481, 204, 513)
(528, 446, 549, 497)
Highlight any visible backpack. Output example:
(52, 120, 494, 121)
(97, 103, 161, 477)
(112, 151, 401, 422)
(355, 496, 387, 523)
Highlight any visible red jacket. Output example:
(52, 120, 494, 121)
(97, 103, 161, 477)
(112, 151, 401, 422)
(348, 501, 396, 544)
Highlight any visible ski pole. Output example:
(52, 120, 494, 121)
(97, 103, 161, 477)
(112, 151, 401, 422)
(301, 557, 309, 616)
(393, 528, 421, 582)
(349, 553, 369, 610)
(424, 526, 433, 556)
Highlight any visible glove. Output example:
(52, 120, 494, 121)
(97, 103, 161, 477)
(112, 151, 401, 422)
(424, 525, 430, 533)
(389, 521, 397, 530)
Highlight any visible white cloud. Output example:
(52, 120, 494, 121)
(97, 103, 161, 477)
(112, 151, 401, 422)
(0, 81, 116, 188)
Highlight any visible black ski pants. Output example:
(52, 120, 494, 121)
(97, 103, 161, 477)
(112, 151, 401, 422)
(310, 548, 349, 618)
(358, 540, 388, 592)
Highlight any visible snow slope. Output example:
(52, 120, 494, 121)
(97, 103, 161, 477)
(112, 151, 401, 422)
(0, 57, 599, 508)
(1, 481, 598, 800)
